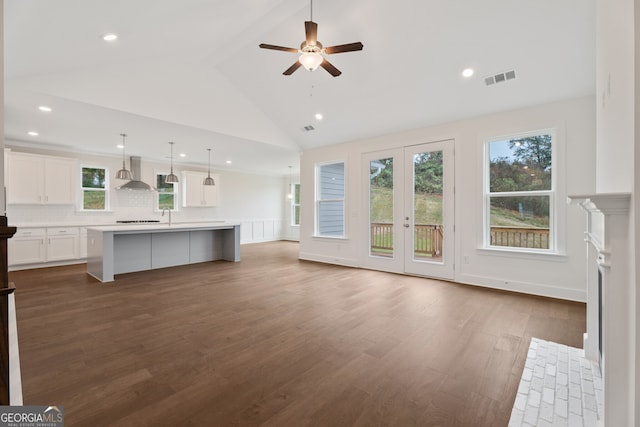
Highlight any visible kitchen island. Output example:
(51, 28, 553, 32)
(86, 222, 240, 283)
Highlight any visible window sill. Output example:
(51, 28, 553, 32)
(312, 235, 348, 241)
(76, 209, 115, 214)
(477, 247, 567, 262)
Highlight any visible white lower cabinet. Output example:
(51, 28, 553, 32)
(80, 227, 88, 258)
(9, 228, 46, 265)
(47, 227, 79, 261)
(9, 227, 81, 266)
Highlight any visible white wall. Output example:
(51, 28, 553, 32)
(635, 1, 640, 419)
(596, 0, 635, 192)
(299, 96, 596, 302)
(597, 0, 638, 424)
(5, 143, 286, 244)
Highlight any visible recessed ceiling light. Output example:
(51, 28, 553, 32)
(116, 144, 124, 149)
(462, 68, 474, 78)
(38, 105, 52, 112)
(315, 113, 323, 120)
(179, 153, 186, 158)
(226, 160, 232, 164)
(28, 131, 39, 136)
(103, 33, 118, 42)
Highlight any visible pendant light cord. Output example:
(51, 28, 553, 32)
(170, 142, 174, 173)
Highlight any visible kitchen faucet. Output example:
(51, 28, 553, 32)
(162, 208, 172, 226)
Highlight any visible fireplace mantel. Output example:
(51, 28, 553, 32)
(568, 192, 631, 427)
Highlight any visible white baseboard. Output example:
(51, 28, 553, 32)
(454, 272, 587, 302)
(298, 252, 360, 268)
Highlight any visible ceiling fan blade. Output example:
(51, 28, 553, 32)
(320, 59, 342, 77)
(283, 61, 303, 75)
(259, 43, 298, 53)
(305, 21, 318, 45)
(324, 42, 364, 54)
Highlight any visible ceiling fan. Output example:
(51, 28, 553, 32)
(259, 0, 363, 77)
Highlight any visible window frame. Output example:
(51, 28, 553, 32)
(155, 171, 179, 212)
(314, 160, 346, 238)
(483, 128, 557, 253)
(291, 183, 301, 226)
(80, 165, 109, 211)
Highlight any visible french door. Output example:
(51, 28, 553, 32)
(363, 140, 454, 279)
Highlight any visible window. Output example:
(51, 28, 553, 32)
(485, 131, 554, 251)
(315, 161, 345, 237)
(291, 183, 301, 226)
(156, 173, 177, 210)
(81, 166, 108, 210)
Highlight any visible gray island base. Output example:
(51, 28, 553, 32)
(87, 222, 240, 283)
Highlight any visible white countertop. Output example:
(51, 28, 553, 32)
(10, 220, 234, 229)
(86, 221, 239, 233)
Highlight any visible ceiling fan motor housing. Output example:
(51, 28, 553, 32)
(301, 41, 323, 53)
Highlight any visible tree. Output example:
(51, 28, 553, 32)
(508, 135, 552, 171)
(82, 167, 105, 188)
(370, 152, 444, 195)
(370, 158, 393, 189)
(413, 151, 443, 195)
(489, 135, 553, 218)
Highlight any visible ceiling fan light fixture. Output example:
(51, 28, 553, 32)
(299, 52, 323, 71)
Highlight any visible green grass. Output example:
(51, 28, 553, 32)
(83, 190, 105, 210)
(489, 205, 549, 228)
(370, 187, 443, 224)
(370, 186, 548, 228)
(158, 194, 175, 210)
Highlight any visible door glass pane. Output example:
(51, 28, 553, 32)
(413, 151, 443, 261)
(370, 158, 393, 257)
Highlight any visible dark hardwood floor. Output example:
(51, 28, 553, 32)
(9, 241, 585, 426)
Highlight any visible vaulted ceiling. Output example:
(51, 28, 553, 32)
(4, 0, 595, 176)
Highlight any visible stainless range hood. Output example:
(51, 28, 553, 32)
(116, 156, 157, 191)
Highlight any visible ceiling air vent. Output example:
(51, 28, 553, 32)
(485, 69, 517, 86)
(302, 125, 315, 132)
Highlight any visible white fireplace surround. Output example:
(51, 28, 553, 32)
(568, 192, 632, 427)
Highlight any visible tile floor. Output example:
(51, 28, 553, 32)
(509, 338, 603, 427)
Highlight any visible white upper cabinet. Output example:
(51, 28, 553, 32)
(181, 171, 219, 207)
(7, 152, 77, 205)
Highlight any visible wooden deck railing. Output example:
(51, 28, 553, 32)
(490, 226, 549, 249)
(370, 223, 550, 255)
(370, 223, 443, 257)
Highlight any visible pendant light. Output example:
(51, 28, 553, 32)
(165, 141, 179, 183)
(203, 148, 215, 186)
(115, 133, 133, 180)
(286, 166, 293, 200)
